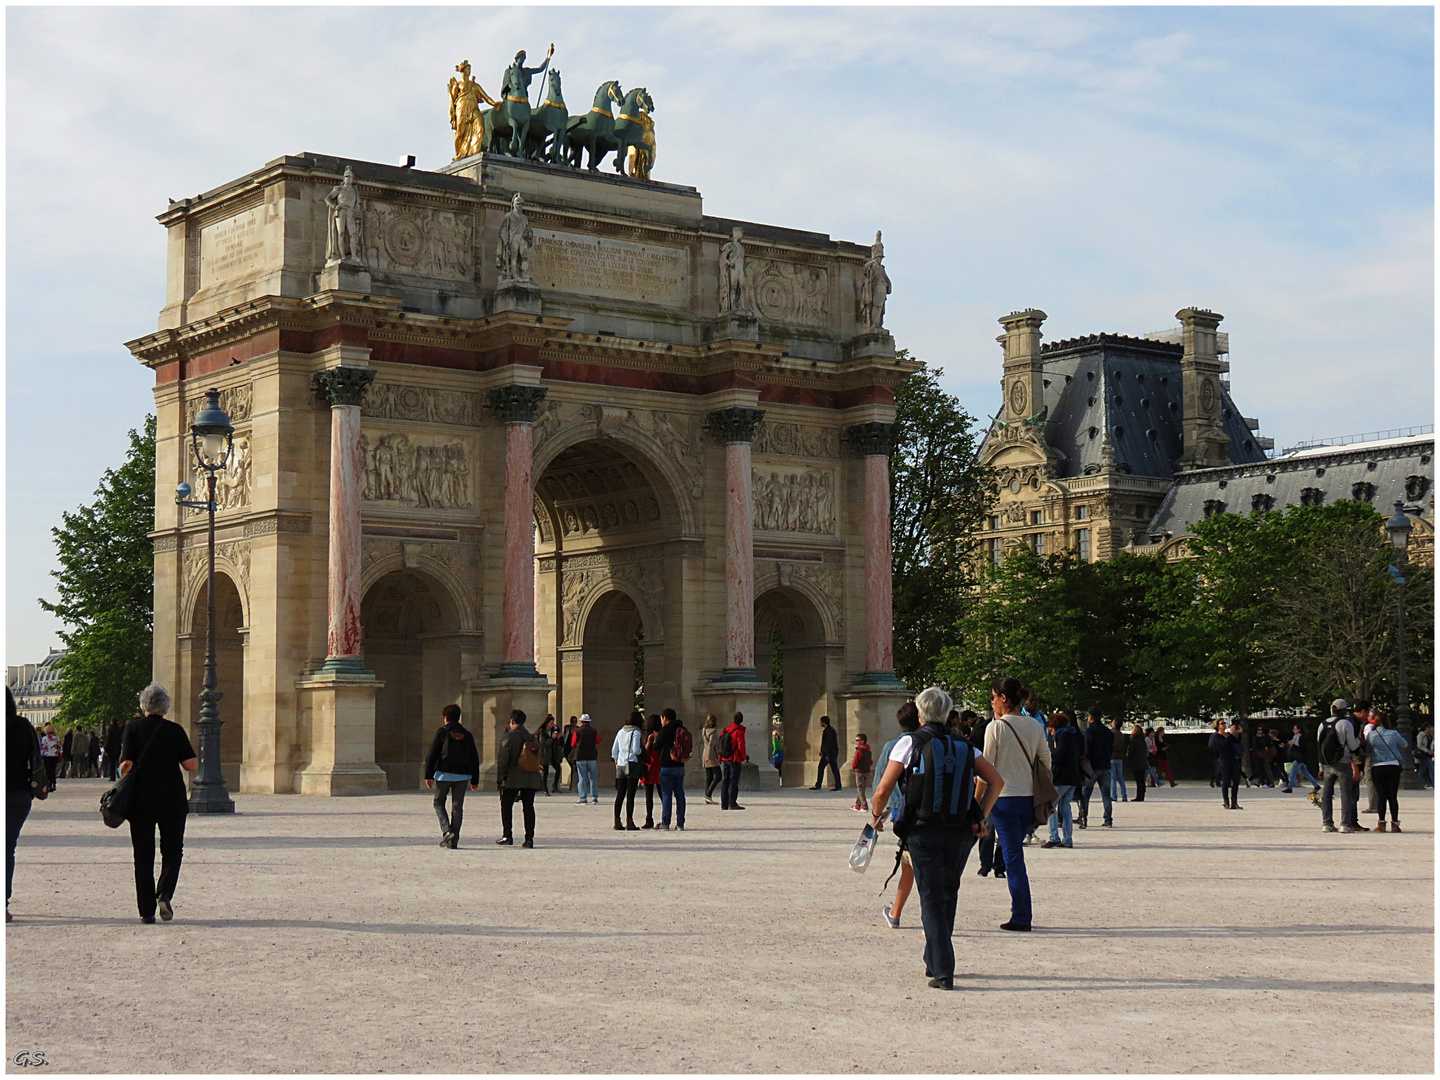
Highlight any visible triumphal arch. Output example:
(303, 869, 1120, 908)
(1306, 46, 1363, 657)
(129, 68, 915, 793)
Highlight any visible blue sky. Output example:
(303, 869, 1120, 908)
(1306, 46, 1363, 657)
(6, 5, 1434, 664)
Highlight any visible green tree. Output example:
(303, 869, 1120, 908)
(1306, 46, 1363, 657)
(39, 416, 156, 728)
(889, 361, 994, 688)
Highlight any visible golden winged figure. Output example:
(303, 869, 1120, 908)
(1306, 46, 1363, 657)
(448, 60, 498, 160)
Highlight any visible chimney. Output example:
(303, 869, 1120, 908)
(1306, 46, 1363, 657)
(997, 309, 1047, 424)
(1176, 307, 1230, 470)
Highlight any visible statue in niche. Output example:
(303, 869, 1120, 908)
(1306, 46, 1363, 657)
(718, 226, 750, 314)
(496, 192, 535, 284)
(859, 230, 891, 332)
(325, 167, 363, 264)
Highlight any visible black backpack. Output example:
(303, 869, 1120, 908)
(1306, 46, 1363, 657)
(895, 726, 977, 837)
(1317, 719, 1345, 768)
(716, 727, 736, 759)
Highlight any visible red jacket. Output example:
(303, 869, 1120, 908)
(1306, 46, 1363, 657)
(720, 722, 747, 763)
(851, 742, 872, 772)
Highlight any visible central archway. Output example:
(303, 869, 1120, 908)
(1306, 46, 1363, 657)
(755, 586, 833, 787)
(534, 435, 682, 736)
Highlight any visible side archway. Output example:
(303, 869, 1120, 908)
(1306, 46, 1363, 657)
(755, 586, 833, 787)
(186, 571, 246, 791)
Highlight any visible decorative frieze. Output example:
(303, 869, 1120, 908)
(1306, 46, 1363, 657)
(753, 467, 836, 534)
(361, 201, 474, 281)
(556, 552, 666, 644)
(363, 382, 484, 426)
(184, 383, 253, 427)
(753, 420, 840, 459)
(746, 258, 829, 328)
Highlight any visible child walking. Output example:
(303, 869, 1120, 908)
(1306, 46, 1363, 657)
(851, 733, 873, 811)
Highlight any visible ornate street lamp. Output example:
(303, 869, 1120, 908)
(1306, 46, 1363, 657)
(175, 388, 236, 813)
(1385, 500, 1414, 777)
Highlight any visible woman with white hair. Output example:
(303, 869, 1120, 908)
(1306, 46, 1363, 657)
(871, 686, 1004, 990)
(119, 684, 197, 924)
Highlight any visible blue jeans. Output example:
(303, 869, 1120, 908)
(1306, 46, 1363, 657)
(575, 760, 598, 802)
(989, 796, 1034, 927)
(1418, 758, 1434, 787)
(660, 766, 687, 827)
(1109, 764, 1128, 801)
(1081, 767, 1113, 825)
(720, 761, 742, 808)
(1048, 784, 1075, 844)
(906, 825, 975, 981)
(7, 791, 32, 904)
(1287, 760, 1320, 790)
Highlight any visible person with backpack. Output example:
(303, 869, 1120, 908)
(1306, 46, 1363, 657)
(611, 711, 644, 831)
(656, 708, 692, 831)
(424, 703, 479, 849)
(701, 715, 723, 803)
(570, 714, 600, 805)
(769, 719, 785, 785)
(850, 733, 873, 812)
(881, 703, 922, 924)
(811, 715, 841, 791)
(982, 677, 1049, 932)
(1042, 712, 1083, 848)
(870, 686, 1004, 989)
(1316, 699, 1362, 833)
(718, 712, 748, 811)
(496, 710, 542, 847)
(1366, 710, 1407, 832)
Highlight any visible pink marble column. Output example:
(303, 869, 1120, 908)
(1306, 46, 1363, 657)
(489, 384, 549, 678)
(314, 367, 376, 671)
(725, 440, 756, 670)
(502, 420, 535, 665)
(847, 422, 897, 678)
(863, 452, 893, 673)
(708, 407, 765, 676)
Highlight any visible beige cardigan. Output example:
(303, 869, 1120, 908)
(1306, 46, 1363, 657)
(983, 713, 1051, 798)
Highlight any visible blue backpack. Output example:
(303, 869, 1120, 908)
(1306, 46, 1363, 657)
(895, 725, 977, 836)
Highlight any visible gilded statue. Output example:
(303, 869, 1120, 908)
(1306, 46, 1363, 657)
(626, 104, 655, 180)
(859, 230, 891, 332)
(448, 60, 498, 160)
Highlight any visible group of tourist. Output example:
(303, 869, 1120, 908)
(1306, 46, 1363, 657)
(31, 719, 126, 789)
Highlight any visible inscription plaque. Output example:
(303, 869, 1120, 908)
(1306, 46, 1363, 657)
(200, 207, 267, 287)
(530, 229, 689, 307)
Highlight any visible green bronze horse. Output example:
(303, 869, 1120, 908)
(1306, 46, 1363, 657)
(609, 88, 655, 175)
(526, 69, 569, 164)
(565, 80, 622, 171)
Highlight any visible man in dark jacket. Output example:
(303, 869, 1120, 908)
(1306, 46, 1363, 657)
(7, 690, 39, 922)
(424, 704, 479, 849)
(61, 728, 73, 779)
(1043, 712, 1085, 848)
(104, 718, 125, 782)
(1078, 707, 1115, 829)
(655, 708, 690, 831)
(570, 714, 599, 804)
(811, 714, 841, 791)
(497, 710, 542, 847)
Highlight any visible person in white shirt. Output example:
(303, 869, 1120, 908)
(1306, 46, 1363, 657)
(981, 676, 1050, 932)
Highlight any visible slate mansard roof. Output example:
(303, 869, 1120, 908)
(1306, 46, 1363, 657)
(1145, 434, 1435, 542)
(1035, 333, 1270, 479)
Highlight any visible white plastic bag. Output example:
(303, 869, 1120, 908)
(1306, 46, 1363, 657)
(848, 823, 878, 873)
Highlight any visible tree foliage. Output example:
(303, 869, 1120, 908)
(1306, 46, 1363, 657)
(934, 500, 1433, 721)
(889, 361, 994, 688)
(39, 416, 156, 728)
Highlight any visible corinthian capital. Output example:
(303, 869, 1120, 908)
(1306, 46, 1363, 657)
(706, 406, 765, 444)
(314, 366, 376, 407)
(844, 421, 896, 457)
(488, 384, 549, 424)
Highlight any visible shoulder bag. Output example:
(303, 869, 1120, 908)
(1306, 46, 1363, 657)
(999, 718, 1058, 829)
(99, 724, 164, 829)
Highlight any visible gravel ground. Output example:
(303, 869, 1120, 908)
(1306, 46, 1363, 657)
(5, 778, 1433, 1074)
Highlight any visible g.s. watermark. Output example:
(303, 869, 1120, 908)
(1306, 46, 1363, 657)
(13, 1051, 48, 1068)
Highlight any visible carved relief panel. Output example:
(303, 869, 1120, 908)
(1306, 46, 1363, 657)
(360, 430, 472, 509)
(361, 201, 474, 281)
(183, 383, 253, 516)
(745, 258, 830, 329)
(363, 382, 484, 426)
(752, 467, 836, 535)
(557, 553, 666, 644)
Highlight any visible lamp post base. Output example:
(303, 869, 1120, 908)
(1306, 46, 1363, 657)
(188, 779, 236, 814)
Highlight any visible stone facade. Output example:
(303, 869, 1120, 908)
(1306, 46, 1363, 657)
(976, 307, 1434, 568)
(130, 152, 915, 794)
